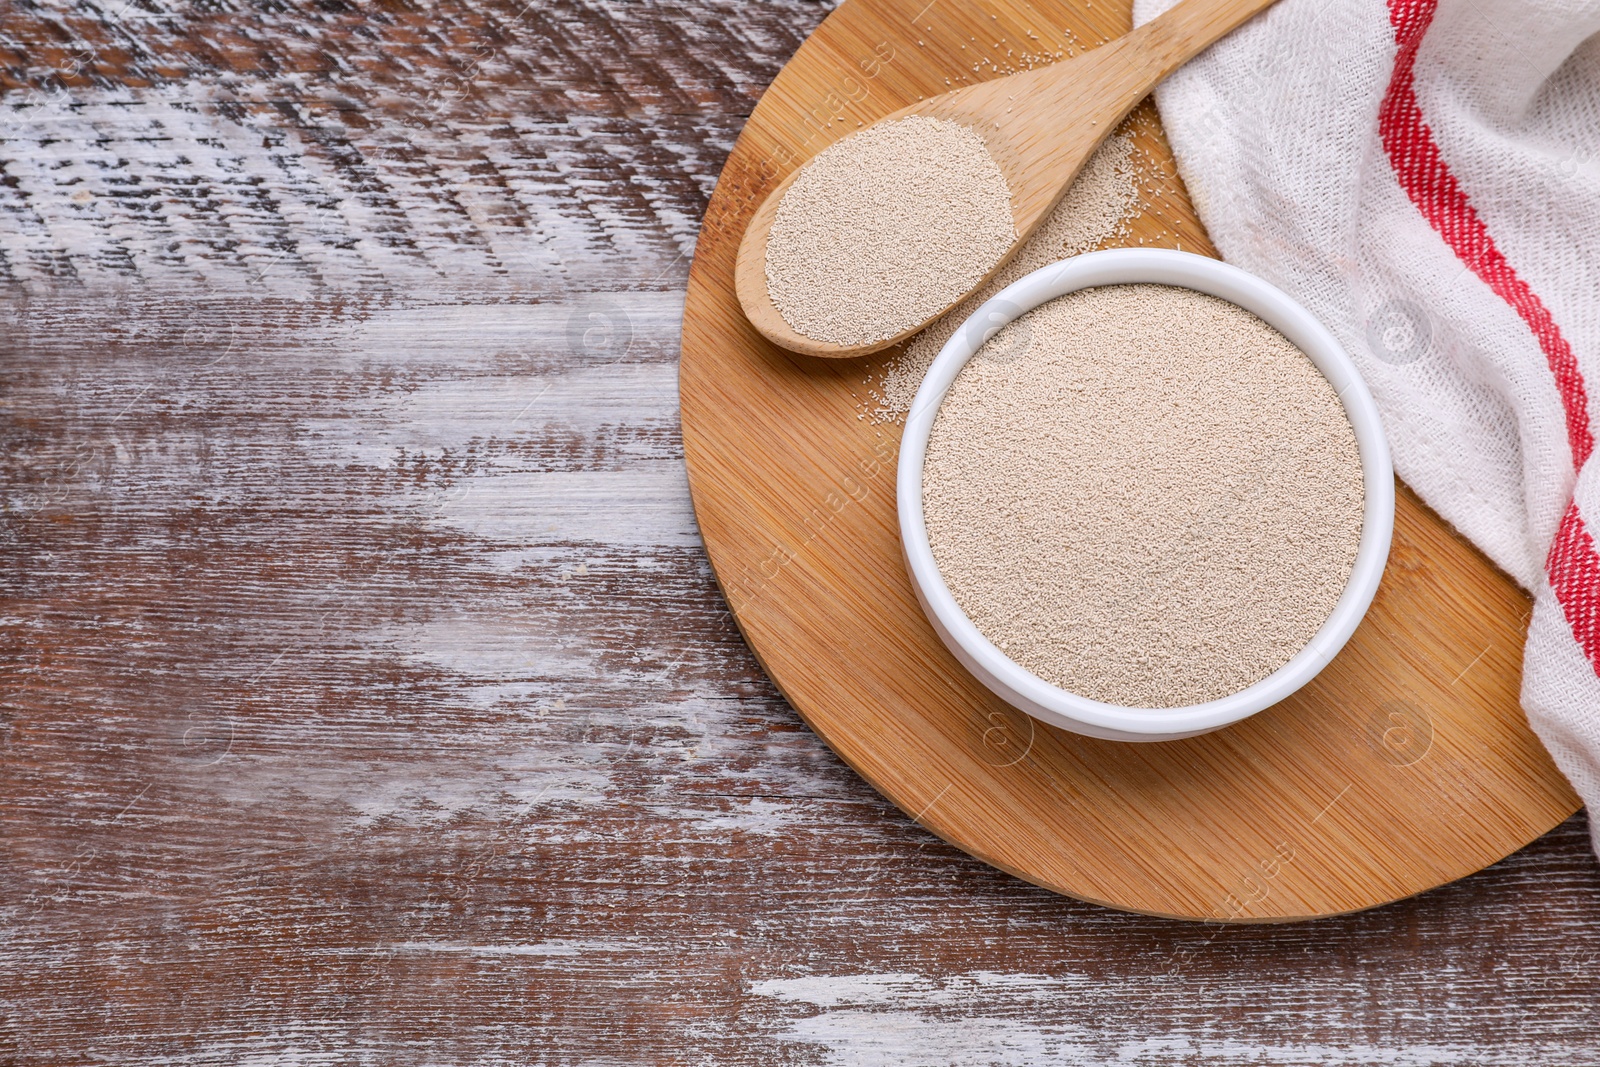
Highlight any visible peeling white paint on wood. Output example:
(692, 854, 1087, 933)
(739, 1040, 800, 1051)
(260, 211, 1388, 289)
(754, 969, 1600, 1065)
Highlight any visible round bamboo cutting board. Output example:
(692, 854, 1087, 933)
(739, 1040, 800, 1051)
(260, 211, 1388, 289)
(679, 0, 1579, 921)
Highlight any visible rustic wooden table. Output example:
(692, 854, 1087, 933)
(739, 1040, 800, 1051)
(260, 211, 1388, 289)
(3, 1, 1598, 1062)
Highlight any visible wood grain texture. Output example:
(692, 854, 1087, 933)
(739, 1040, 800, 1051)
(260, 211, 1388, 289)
(0, 0, 1598, 1062)
(682, 0, 1577, 920)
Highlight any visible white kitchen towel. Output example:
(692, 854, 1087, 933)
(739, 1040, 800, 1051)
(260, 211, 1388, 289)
(1130, 0, 1600, 847)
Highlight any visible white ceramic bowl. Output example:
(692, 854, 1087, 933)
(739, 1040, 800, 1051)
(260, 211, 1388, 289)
(898, 248, 1395, 742)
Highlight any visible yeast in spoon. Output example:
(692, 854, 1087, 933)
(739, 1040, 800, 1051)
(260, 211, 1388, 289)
(763, 115, 1016, 347)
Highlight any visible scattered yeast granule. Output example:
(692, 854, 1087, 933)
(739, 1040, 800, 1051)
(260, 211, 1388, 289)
(922, 284, 1365, 708)
(764, 116, 1015, 346)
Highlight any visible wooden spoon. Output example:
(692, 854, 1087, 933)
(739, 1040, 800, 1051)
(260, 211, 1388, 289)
(734, 0, 1279, 358)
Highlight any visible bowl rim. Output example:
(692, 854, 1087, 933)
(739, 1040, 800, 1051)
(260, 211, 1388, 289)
(896, 247, 1396, 739)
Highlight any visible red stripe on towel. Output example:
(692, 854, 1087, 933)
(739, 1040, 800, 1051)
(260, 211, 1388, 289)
(1380, 0, 1600, 674)
(1378, 0, 1593, 468)
(1548, 501, 1600, 666)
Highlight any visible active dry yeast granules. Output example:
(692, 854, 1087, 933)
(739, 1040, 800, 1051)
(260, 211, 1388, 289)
(764, 116, 1015, 346)
(922, 284, 1365, 709)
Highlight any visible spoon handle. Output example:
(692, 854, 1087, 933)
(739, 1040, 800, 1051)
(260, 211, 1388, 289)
(988, 0, 1280, 234)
